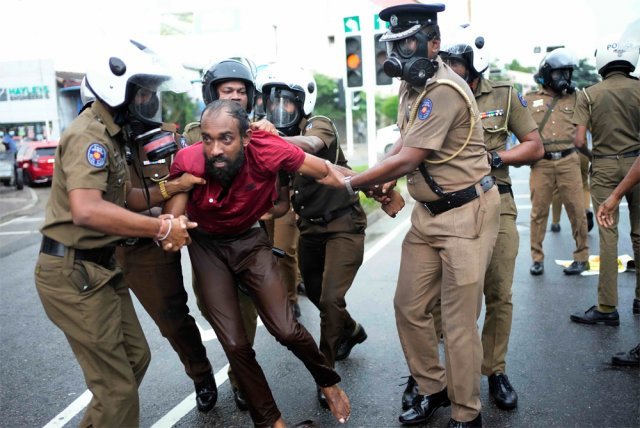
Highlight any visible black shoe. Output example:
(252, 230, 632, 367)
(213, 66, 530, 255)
(447, 413, 482, 427)
(317, 386, 329, 409)
(335, 323, 367, 361)
(195, 373, 218, 413)
(530, 261, 544, 276)
(292, 302, 301, 319)
(586, 210, 594, 232)
(550, 223, 561, 232)
(232, 386, 249, 411)
(570, 305, 620, 326)
(401, 375, 420, 410)
(488, 373, 517, 410)
(611, 344, 640, 367)
(398, 388, 450, 425)
(563, 260, 590, 275)
(297, 282, 306, 296)
(633, 298, 640, 315)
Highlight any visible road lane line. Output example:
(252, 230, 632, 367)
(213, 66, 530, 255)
(42, 390, 92, 428)
(363, 217, 411, 265)
(150, 365, 230, 428)
(0, 230, 40, 235)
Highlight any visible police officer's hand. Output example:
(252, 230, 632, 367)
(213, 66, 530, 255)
(160, 215, 197, 252)
(596, 195, 621, 228)
(317, 160, 347, 188)
(380, 189, 405, 218)
(251, 119, 278, 135)
(168, 173, 206, 195)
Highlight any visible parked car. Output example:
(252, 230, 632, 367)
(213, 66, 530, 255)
(376, 124, 400, 157)
(0, 151, 24, 190)
(16, 140, 58, 186)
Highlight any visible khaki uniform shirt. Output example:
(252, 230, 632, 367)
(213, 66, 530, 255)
(41, 100, 128, 249)
(524, 88, 576, 152)
(400, 57, 489, 203)
(475, 78, 537, 186)
(182, 121, 202, 146)
(572, 72, 640, 156)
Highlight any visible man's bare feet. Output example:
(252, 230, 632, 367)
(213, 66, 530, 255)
(271, 417, 286, 428)
(320, 384, 351, 423)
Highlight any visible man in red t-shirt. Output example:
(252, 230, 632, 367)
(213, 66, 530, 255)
(165, 99, 350, 428)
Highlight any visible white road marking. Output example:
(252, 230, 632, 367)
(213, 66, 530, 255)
(42, 390, 92, 428)
(0, 230, 40, 236)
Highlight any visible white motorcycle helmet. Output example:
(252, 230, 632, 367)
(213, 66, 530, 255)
(256, 63, 317, 136)
(79, 76, 96, 107)
(84, 39, 190, 125)
(439, 24, 489, 82)
(595, 37, 639, 77)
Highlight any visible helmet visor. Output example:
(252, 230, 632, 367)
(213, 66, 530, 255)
(128, 83, 161, 123)
(266, 88, 301, 129)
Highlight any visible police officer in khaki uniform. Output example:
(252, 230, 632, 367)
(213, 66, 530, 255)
(34, 40, 195, 427)
(322, 4, 500, 426)
(570, 37, 640, 325)
(550, 151, 594, 232)
(439, 26, 544, 411)
(257, 63, 401, 407)
(525, 48, 590, 276)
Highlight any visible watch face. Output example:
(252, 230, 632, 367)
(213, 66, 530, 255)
(492, 152, 503, 168)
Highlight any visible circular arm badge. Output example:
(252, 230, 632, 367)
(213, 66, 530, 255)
(86, 143, 107, 168)
(418, 98, 433, 120)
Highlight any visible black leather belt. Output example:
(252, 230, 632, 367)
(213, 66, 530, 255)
(40, 236, 115, 267)
(497, 184, 512, 195)
(592, 149, 640, 159)
(543, 148, 575, 160)
(306, 205, 353, 226)
(422, 176, 495, 216)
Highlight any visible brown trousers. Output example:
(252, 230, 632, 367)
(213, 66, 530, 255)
(35, 250, 150, 428)
(552, 152, 591, 223)
(264, 207, 301, 305)
(590, 157, 640, 307)
(188, 227, 340, 427)
(530, 152, 589, 262)
(116, 241, 212, 384)
(395, 188, 500, 422)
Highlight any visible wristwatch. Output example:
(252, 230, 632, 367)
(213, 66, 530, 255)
(490, 151, 504, 169)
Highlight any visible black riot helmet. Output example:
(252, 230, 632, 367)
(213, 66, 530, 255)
(201, 59, 255, 112)
(534, 48, 578, 93)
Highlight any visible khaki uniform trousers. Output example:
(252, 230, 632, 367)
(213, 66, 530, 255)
(264, 207, 301, 306)
(116, 241, 212, 384)
(590, 157, 640, 307)
(552, 152, 591, 223)
(530, 152, 589, 262)
(298, 229, 364, 366)
(482, 191, 519, 376)
(395, 188, 500, 422)
(35, 251, 151, 428)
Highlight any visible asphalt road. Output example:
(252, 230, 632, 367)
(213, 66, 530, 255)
(0, 165, 638, 428)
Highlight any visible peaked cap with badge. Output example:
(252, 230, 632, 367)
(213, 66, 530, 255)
(379, 3, 445, 42)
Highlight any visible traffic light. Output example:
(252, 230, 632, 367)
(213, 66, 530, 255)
(374, 34, 392, 85)
(333, 78, 345, 109)
(345, 35, 363, 87)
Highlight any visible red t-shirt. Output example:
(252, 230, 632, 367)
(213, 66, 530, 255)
(170, 129, 305, 235)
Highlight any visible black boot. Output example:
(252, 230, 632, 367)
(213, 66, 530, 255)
(335, 323, 367, 361)
(401, 375, 420, 410)
(398, 388, 450, 425)
(447, 413, 482, 427)
(488, 373, 518, 410)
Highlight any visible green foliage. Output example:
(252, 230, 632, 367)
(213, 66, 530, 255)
(505, 59, 536, 73)
(376, 94, 398, 127)
(313, 74, 345, 121)
(573, 59, 600, 89)
(162, 92, 198, 130)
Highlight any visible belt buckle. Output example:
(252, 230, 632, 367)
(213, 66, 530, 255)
(422, 202, 436, 216)
(550, 152, 562, 160)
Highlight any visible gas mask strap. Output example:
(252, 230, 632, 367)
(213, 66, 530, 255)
(406, 78, 477, 164)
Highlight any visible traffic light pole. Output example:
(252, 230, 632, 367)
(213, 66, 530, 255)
(360, 13, 378, 168)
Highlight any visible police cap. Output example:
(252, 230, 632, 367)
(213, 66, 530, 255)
(379, 3, 445, 42)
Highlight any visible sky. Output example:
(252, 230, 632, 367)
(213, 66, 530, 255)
(2, 0, 639, 76)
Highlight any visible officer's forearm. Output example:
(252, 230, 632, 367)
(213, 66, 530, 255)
(126, 185, 165, 211)
(499, 129, 544, 166)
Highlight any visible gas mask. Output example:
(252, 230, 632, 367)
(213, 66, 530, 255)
(383, 30, 439, 87)
(548, 68, 574, 94)
(121, 84, 178, 161)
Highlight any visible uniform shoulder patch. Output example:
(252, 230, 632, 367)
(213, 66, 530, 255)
(86, 143, 107, 168)
(517, 92, 527, 107)
(305, 122, 313, 130)
(417, 98, 433, 120)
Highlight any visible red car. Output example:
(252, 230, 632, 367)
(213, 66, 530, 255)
(16, 140, 59, 186)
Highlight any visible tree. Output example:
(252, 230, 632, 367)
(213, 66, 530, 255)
(505, 59, 535, 73)
(573, 59, 600, 89)
(162, 92, 198, 131)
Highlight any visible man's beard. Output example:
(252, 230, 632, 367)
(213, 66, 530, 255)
(204, 146, 245, 190)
